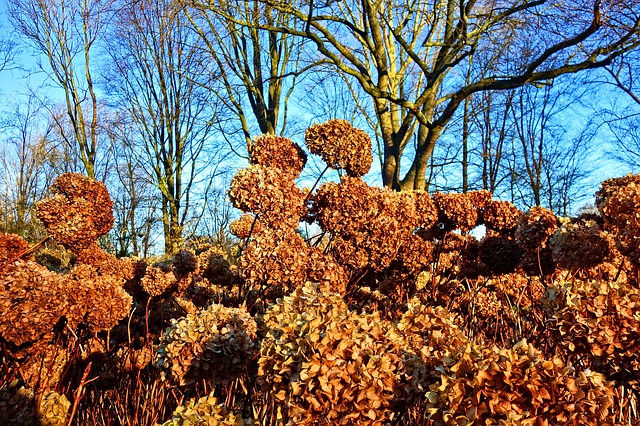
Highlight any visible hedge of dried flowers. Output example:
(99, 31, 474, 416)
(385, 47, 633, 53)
(3, 123, 640, 425)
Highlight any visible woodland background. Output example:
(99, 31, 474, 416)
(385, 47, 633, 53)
(1, 0, 640, 256)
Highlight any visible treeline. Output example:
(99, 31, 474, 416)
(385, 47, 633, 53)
(1, 0, 640, 255)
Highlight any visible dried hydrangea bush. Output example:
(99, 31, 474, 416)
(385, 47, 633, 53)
(258, 282, 407, 425)
(157, 304, 257, 385)
(544, 279, 640, 387)
(425, 340, 614, 425)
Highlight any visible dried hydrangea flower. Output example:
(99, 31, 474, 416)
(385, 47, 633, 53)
(467, 189, 493, 213)
(238, 228, 310, 292)
(433, 192, 478, 232)
(311, 177, 411, 271)
(550, 218, 611, 270)
(66, 264, 132, 332)
(545, 279, 640, 388)
(157, 304, 257, 386)
(0, 233, 30, 264)
(425, 340, 614, 425)
(228, 165, 306, 230)
(305, 119, 372, 177)
(482, 200, 522, 234)
(140, 265, 178, 297)
(229, 214, 264, 239)
(35, 173, 114, 253)
(258, 282, 404, 425)
(596, 174, 640, 265)
(515, 206, 558, 251)
(160, 394, 253, 426)
(248, 134, 307, 178)
(173, 250, 198, 277)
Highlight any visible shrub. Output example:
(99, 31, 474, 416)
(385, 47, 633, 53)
(157, 304, 257, 385)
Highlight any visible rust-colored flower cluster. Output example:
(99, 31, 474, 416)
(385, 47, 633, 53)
(0, 232, 30, 264)
(432, 192, 478, 232)
(426, 340, 614, 425)
(248, 134, 307, 178)
(305, 119, 372, 177)
(35, 173, 114, 253)
(545, 279, 640, 386)
(515, 206, 558, 251)
(228, 165, 306, 230)
(596, 174, 640, 265)
(482, 200, 522, 235)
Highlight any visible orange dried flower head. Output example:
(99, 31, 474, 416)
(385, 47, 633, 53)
(467, 189, 493, 213)
(0, 233, 30, 264)
(433, 192, 478, 232)
(66, 264, 132, 332)
(515, 206, 558, 251)
(140, 265, 178, 297)
(248, 134, 307, 178)
(483, 200, 522, 234)
(426, 340, 614, 425)
(228, 165, 306, 230)
(310, 177, 412, 271)
(399, 191, 438, 230)
(35, 173, 114, 252)
(596, 174, 640, 264)
(229, 214, 264, 239)
(238, 228, 310, 293)
(305, 119, 372, 177)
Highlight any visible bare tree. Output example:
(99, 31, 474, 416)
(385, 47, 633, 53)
(591, 52, 640, 170)
(209, 0, 640, 190)
(509, 81, 594, 214)
(8, 0, 113, 178)
(183, 0, 316, 151)
(105, 0, 225, 254)
(0, 99, 57, 238)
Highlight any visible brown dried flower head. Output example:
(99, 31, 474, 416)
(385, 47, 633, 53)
(229, 214, 264, 239)
(238, 228, 310, 293)
(479, 236, 523, 275)
(173, 250, 198, 277)
(258, 282, 404, 425)
(248, 134, 307, 178)
(550, 218, 611, 270)
(595, 174, 640, 264)
(426, 340, 614, 425)
(157, 304, 257, 386)
(35, 173, 114, 252)
(140, 265, 178, 297)
(515, 206, 558, 251)
(0, 233, 30, 264)
(228, 165, 306, 230)
(433, 192, 478, 232)
(305, 119, 372, 177)
(483, 200, 522, 234)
